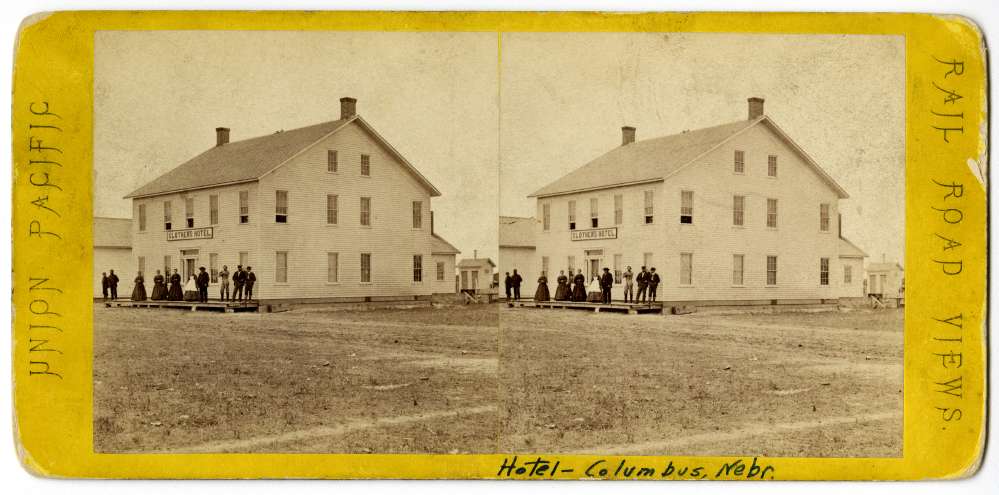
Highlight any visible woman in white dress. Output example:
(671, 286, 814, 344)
(183, 275, 199, 301)
(586, 275, 603, 303)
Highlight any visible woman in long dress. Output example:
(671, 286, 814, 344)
(150, 270, 167, 300)
(571, 270, 587, 302)
(586, 276, 603, 303)
(131, 272, 147, 301)
(183, 275, 199, 301)
(534, 273, 550, 302)
(167, 270, 184, 301)
(553, 270, 569, 301)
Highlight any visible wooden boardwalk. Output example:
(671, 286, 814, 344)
(507, 299, 665, 314)
(106, 299, 260, 313)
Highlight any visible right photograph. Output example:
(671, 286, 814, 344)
(497, 32, 905, 457)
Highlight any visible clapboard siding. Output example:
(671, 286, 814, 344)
(430, 254, 457, 294)
(534, 122, 846, 302)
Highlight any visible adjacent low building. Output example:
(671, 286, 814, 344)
(125, 97, 459, 303)
(93, 217, 133, 298)
(837, 236, 868, 300)
(457, 256, 496, 294)
(498, 216, 538, 280)
(866, 261, 904, 303)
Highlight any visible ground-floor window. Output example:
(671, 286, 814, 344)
(844, 265, 852, 284)
(541, 256, 549, 278)
(164, 255, 172, 275)
(361, 253, 372, 283)
(275, 251, 288, 283)
(239, 251, 248, 268)
(732, 254, 744, 285)
(138, 256, 145, 276)
(613, 254, 622, 283)
(413, 255, 423, 282)
(436, 262, 445, 281)
(680, 252, 693, 285)
(643, 252, 653, 270)
(820, 257, 830, 285)
(766, 255, 778, 285)
(327, 252, 339, 283)
(567, 255, 575, 274)
(209, 253, 218, 283)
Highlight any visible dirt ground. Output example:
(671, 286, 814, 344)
(94, 303, 902, 457)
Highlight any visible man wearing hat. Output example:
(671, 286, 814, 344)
(232, 264, 245, 302)
(196, 266, 210, 303)
(600, 267, 614, 304)
(244, 266, 256, 302)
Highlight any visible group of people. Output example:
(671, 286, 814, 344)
(101, 264, 257, 304)
(504, 265, 662, 305)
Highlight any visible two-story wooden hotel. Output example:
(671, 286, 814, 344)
(529, 97, 866, 304)
(125, 97, 459, 302)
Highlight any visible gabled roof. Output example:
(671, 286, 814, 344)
(93, 217, 132, 248)
(458, 258, 496, 269)
(838, 237, 868, 258)
(867, 262, 904, 272)
(529, 116, 849, 199)
(499, 216, 537, 248)
(125, 116, 441, 199)
(430, 233, 461, 255)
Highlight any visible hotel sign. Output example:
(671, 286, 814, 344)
(166, 227, 214, 241)
(570, 227, 617, 241)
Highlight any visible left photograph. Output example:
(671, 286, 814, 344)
(92, 31, 500, 453)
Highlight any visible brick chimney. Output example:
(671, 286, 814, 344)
(748, 97, 765, 119)
(215, 127, 230, 146)
(340, 97, 357, 119)
(621, 126, 636, 146)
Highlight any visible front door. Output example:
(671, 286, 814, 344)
(588, 259, 600, 281)
(184, 258, 196, 281)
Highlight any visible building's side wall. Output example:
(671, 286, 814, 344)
(257, 121, 435, 300)
(93, 247, 133, 298)
(838, 257, 866, 299)
(499, 246, 537, 283)
(534, 123, 844, 302)
(430, 253, 457, 294)
(130, 181, 262, 298)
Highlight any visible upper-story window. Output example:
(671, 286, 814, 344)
(360, 197, 371, 226)
(614, 194, 623, 225)
(327, 150, 338, 172)
(819, 203, 830, 232)
(766, 198, 779, 228)
(734, 150, 745, 173)
(412, 201, 423, 229)
(568, 200, 576, 230)
(360, 154, 371, 176)
(275, 190, 288, 223)
(768, 155, 778, 177)
(326, 194, 338, 225)
(733, 195, 745, 226)
(185, 197, 195, 228)
(542, 203, 551, 232)
(680, 190, 693, 224)
(138, 204, 146, 232)
(590, 198, 599, 228)
(238, 191, 249, 224)
(644, 190, 654, 224)
(163, 201, 172, 230)
(209, 194, 219, 225)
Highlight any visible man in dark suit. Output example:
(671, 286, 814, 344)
(511, 269, 523, 300)
(504, 272, 512, 300)
(232, 265, 245, 302)
(108, 269, 120, 300)
(648, 267, 661, 302)
(636, 266, 649, 302)
(600, 267, 614, 304)
(244, 266, 256, 301)
(100, 272, 109, 302)
(196, 266, 210, 303)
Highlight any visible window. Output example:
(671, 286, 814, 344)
(644, 190, 654, 224)
(413, 255, 423, 282)
(275, 251, 288, 283)
(820, 258, 830, 285)
(768, 155, 778, 177)
(643, 252, 653, 270)
(614, 254, 622, 283)
(844, 265, 853, 284)
(209, 253, 218, 283)
(734, 150, 745, 173)
(680, 190, 693, 224)
(766, 256, 778, 285)
(326, 195, 338, 225)
(766, 198, 778, 228)
(733, 195, 745, 226)
(239, 191, 249, 224)
(541, 256, 549, 278)
(327, 150, 338, 172)
(163, 201, 172, 230)
(567, 256, 575, 274)
(138, 256, 145, 276)
(138, 204, 146, 232)
(360, 253, 372, 283)
(239, 251, 248, 268)
(680, 253, 693, 285)
(568, 200, 576, 230)
(185, 197, 194, 228)
(327, 252, 339, 283)
(360, 197, 371, 226)
(209, 194, 219, 225)
(412, 201, 423, 229)
(542, 203, 550, 231)
(732, 254, 744, 285)
(275, 190, 288, 223)
(590, 198, 599, 228)
(361, 154, 370, 176)
(436, 262, 445, 281)
(614, 194, 623, 225)
(820, 203, 830, 232)
(164, 255, 172, 275)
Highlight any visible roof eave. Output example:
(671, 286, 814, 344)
(529, 178, 665, 199)
(124, 178, 259, 199)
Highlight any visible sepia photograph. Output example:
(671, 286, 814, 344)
(92, 29, 904, 458)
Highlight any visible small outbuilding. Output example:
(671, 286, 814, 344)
(457, 256, 496, 294)
(866, 261, 904, 304)
(93, 217, 133, 299)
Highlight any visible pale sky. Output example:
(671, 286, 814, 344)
(94, 31, 500, 261)
(500, 33, 905, 266)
